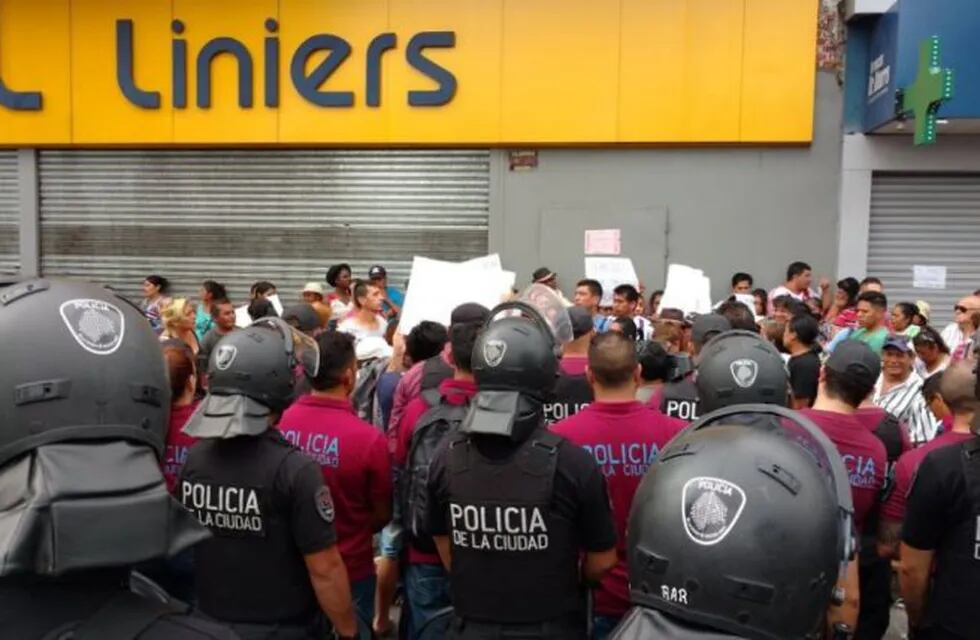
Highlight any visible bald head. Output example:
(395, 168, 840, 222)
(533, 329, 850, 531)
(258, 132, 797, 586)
(588, 332, 639, 389)
(939, 362, 979, 415)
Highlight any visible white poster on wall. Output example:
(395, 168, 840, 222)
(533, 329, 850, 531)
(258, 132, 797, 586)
(912, 265, 946, 290)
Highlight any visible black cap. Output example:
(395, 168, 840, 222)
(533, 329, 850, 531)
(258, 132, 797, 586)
(281, 303, 321, 333)
(826, 340, 881, 388)
(569, 306, 594, 339)
(532, 267, 556, 283)
(692, 314, 732, 347)
(368, 265, 387, 280)
(450, 302, 490, 327)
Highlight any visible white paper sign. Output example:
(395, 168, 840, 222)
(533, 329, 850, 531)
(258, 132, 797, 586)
(585, 257, 639, 306)
(398, 255, 516, 332)
(913, 265, 946, 290)
(234, 305, 251, 328)
(267, 293, 284, 316)
(659, 264, 713, 315)
(584, 229, 621, 255)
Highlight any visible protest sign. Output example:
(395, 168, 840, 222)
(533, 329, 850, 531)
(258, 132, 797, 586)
(585, 257, 639, 306)
(659, 264, 712, 315)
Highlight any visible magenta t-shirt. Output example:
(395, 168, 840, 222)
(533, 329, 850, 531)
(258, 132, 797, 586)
(164, 402, 198, 493)
(801, 409, 887, 535)
(853, 406, 913, 452)
(279, 395, 392, 582)
(551, 401, 686, 617)
(560, 355, 588, 376)
(881, 430, 973, 523)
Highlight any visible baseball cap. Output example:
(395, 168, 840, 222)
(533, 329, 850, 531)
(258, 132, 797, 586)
(532, 267, 556, 283)
(568, 306, 594, 339)
(450, 302, 490, 327)
(825, 340, 881, 388)
(915, 300, 931, 323)
(882, 335, 913, 353)
(691, 313, 732, 347)
(281, 303, 322, 333)
(302, 281, 325, 296)
(368, 265, 387, 280)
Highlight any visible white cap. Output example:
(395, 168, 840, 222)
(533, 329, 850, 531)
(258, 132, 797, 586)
(302, 282, 326, 296)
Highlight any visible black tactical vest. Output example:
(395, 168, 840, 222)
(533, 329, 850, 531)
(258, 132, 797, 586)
(659, 376, 699, 422)
(543, 373, 593, 425)
(421, 356, 453, 392)
(445, 430, 582, 624)
(178, 430, 319, 624)
(927, 437, 980, 637)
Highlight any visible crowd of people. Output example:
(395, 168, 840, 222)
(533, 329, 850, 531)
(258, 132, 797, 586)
(3, 257, 979, 640)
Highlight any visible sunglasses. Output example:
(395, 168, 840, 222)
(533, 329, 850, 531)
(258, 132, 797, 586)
(954, 305, 978, 313)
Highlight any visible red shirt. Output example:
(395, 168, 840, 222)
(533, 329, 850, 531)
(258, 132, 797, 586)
(279, 395, 392, 582)
(396, 378, 478, 565)
(164, 402, 198, 493)
(551, 401, 686, 616)
(853, 406, 913, 452)
(881, 430, 973, 522)
(801, 409, 887, 535)
(560, 355, 588, 376)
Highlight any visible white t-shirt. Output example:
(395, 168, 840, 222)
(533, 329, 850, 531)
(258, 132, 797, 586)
(940, 322, 969, 354)
(338, 314, 388, 343)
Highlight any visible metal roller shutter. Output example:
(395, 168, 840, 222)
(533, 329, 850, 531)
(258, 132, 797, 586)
(0, 151, 19, 277)
(868, 172, 980, 328)
(40, 149, 490, 304)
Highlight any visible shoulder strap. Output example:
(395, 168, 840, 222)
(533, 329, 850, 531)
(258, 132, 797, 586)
(961, 437, 980, 514)
(421, 388, 443, 408)
(65, 591, 184, 640)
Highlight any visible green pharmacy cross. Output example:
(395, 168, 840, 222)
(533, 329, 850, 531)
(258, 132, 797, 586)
(899, 36, 954, 146)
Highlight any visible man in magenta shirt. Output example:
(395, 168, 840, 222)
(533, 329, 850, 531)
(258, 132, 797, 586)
(877, 363, 976, 559)
(551, 332, 686, 638)
(278, 331, 392, 627)
(801, 341, 887, 536)
(393, 320, 481, 638)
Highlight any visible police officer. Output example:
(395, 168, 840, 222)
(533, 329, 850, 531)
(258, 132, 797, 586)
(423, 297, 618, 639)
(659, 314, 731, 421)
(179, 317, 360, 639)
(0, 279, 237, 639)
(695, 329, 791, 414)
(609, 404, 858, 639)
(544, 306, 595, 424)
(900, 360, 980, 640)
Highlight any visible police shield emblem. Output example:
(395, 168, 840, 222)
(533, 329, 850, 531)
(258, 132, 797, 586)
(730, 358, 759, 389)
(59, 299, 125, 355)
(483, 339, 507, 368)
(214, 344, 238, 371)
(682, 476, 747, 546)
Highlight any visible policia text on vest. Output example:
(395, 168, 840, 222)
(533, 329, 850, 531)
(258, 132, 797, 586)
(0, 19, 456, 111)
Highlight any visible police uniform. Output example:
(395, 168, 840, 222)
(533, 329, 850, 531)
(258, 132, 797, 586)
(658, 374, 699, 422)
(544, 357, 593, 425)
(421, 293, 617, 640)
(0, 279, 237, 639)
(902, 437, 980, 640)
(179, 429, 338, 636)
(425, 429, 616, 638)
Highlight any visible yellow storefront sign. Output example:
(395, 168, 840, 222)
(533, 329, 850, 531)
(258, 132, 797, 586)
(0, 0, 818, 145)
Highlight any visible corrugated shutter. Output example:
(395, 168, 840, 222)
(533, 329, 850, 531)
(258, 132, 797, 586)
(0, 151, 19, 276)
(868, 172, 980, 327)
(40, 149, 490, 303)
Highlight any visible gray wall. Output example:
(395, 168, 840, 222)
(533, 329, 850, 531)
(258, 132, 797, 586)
(491, 71, 844, 301)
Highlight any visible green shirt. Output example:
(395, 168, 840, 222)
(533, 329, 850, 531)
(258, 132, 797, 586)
(849, 326, 889, 354)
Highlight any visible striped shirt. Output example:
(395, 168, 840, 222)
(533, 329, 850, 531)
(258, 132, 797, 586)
(872, 371, 940, 447)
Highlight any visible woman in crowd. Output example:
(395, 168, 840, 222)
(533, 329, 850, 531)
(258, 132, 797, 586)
(162, 345, 199, 493)
(891, 302, 922, 338)
(647, 290, 663, 320)
(250, 280, 277, 301)
(913, 326, 951, 378)
(824, 277, 859, 330)
(140, 275, 170, 335)
(195, 280, 226, 341)
(752, 288, 768, 318)
(160, 298, 200, 356)
(326, 263, 354, 319)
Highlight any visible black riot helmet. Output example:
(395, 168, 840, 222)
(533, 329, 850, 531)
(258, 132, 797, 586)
(627, 404, 855, 640)
(184, 317, 320, 439)
(0, 279, 208, 576)
(696, 330, 789, 413)
(464, 285, 571, 442)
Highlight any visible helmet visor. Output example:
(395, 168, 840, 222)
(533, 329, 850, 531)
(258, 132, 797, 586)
(251, 316, 321, 378)
(515, 283, 573, 344)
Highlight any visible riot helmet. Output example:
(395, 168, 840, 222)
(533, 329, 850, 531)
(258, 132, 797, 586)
(696, 330, 789, 413)
(0, 279, 208, 576)
(464, 285, 570, 441)
(627, 404, 855, 640)
(184, 316, 320, 439)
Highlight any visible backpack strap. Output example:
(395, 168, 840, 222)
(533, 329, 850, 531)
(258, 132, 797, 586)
(961, 437, 980, 515)
(421, 388, 443, 409)
(47, 590, 186, 640)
